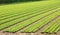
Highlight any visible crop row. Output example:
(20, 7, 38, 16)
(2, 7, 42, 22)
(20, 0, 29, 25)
(42, 17, 60, 34)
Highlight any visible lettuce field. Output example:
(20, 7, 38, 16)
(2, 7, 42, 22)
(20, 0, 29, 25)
(0, 1, 60, 35)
